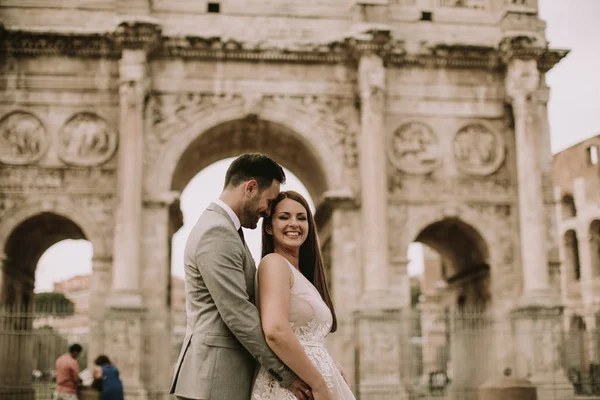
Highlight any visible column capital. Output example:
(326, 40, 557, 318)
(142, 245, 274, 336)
(348, 27, 392, 60)
(499, 36, 545, 64)
(357, 53, 386, 113)
(114, 19, 162, 53)
(505, 57, 539, 102)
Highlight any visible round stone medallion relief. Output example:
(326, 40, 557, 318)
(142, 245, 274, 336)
(0, 111, 49, 165)
(388, 122, 441, 174)
(453, 124, 505, 176)
(58, 112, 118, 166)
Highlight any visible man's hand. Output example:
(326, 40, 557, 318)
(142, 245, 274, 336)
(289, 378, 314, 400)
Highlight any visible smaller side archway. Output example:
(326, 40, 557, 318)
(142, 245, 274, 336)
(1, 212, 88, 306)
(0, 209, 96, 398)
(415, 218, 491, 311)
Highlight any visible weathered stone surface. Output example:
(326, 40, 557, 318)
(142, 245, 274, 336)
(0, 1, 573, 399)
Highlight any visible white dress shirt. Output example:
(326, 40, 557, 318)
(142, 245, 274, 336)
(213, 198, 241, 230)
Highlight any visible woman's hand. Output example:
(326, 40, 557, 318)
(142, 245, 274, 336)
(333, 359, 350, 386)
(311, 381, 333, 400)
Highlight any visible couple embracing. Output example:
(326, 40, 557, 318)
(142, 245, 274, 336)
(169, 153, 355, 400)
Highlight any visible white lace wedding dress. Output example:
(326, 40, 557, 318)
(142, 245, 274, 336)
(251, 261, 355, 400)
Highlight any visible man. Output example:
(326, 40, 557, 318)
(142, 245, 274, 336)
(170, 154, 312, 400)
(54, 343, 82, 400)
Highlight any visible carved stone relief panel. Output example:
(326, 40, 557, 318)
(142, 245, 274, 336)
(254, 95, 359, 170)
(58, 112, 118, 166)
(0, 111, 49, 165)
(453, 124, 505, 176)
(388, 122, 441, 174)
(149, 93, 245, 144)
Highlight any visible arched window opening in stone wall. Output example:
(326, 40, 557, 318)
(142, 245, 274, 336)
(589, 221, 600, 278)
(564, 230, 582, 281)
(562, 194, 577, 219)
(0, 212, 92, 396)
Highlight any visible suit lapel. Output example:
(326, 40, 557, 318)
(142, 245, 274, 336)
(207, 203, 256, 299)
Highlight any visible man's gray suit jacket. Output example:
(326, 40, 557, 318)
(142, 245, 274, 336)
(170, 203, 296, 400)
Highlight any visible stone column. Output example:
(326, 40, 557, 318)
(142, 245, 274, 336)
(352, 30, 408, 400)
(109, 21, 161, 307)
(88, 255, 111, 370)
(357, 46, 389, 301)
(503, 38, 573, 400)
(140, 192, 181, 396)
(105, 20, 162, 400)
(505, 58, 553, 305)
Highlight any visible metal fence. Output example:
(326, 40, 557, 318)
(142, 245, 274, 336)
(1, 304, 599, 400)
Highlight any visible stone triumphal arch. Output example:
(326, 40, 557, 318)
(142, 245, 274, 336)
(1, 1, 571, 399)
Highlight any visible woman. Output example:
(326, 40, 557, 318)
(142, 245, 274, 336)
(251, 191, 354, 400)
(93, 355, 124, 400)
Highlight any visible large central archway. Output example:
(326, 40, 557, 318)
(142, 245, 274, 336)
(170, 116, 329, 201)
(141, 112, 360, 392)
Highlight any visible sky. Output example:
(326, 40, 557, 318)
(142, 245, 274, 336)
(34, 0, 600, 292)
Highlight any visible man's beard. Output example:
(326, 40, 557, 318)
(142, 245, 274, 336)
(241, 199, 261, 229)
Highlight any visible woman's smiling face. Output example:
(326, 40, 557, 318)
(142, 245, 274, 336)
(268, 198, 310, 250)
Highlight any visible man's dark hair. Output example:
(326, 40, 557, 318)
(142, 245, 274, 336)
(69, 343, 82, 354)
(224, 153, 286, 190)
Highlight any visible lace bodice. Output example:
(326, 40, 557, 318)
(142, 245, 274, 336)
(287, 262, 333, 346)
(252, 259, 355, 400)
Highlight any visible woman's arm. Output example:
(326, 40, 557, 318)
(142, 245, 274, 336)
(93, 366, 102, 379)
(258, 254, 329, 393)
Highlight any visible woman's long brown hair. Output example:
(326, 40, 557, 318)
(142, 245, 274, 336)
(261, 191, 337, 332)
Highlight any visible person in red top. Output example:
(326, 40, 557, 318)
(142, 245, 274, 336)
(54, 343, 82, 400)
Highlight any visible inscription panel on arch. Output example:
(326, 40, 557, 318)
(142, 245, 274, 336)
(0, 167, 116, 193)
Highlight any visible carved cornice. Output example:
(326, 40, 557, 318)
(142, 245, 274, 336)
(0, 29, 119, 58)
(0, 29, 567, 73)
(395, 44, 501, 70)
(154, 36, 349, 63)
(499, 36, 569, 72)
(538, 48, 570, 72)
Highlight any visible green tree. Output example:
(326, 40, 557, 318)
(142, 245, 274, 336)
(34, 292, 74, 314)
